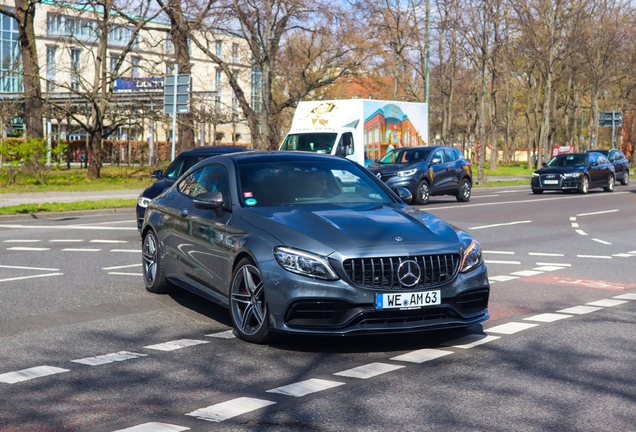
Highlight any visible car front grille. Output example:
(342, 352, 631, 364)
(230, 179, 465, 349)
(342, 254, 460, 290)
(539, 174, 563, 187)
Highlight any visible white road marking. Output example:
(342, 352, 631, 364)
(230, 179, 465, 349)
(510, 270, 544, 277)
(523, 313, 572, 323)
(529, 253, 564, 257)
(570, 217, 577, 221)
(629, 250, 636, 254)
(575, 230, 588, 236)
(592, 238, 612, 245)
(108, 272, 142, 276)
(571, 223, 579, 228)
(61, 248, 101, 252)
(614, 293, 636, 300)
(0, 273, 63, 283)
(4, 239, 41, 243)
(533, 266, 566, 272)
(612, 253, 634, 258)
(472, 194, 500, 198)
(90, 239, 128, 243)
(0, 265, 59, 271)
(102, 264, 142, 270)
(0, 365, 69, 384)
(536, 262, 571, 267)
(266, 378, 345, 397)
(483, 251, 515, 254)
(111, 249, 139, 253)
(577, 255, 611, 259)
(442, 334, 500, 349)
(334, 362, 404, 379)
(470, 220, 532, 230)
(576, 209, 619, 217)
(6, 247, 50, 251)
(144, 339, 209, 351)
(205, 330, 236, 339)
(489, 275, 520, 282)
(72, 351, 147, 366)
(49, 239, 83, 242)
(586, 299, 628, 307)
(484, 260, 521, 265)
(390, 348, 453, 363)
(186, 397, 276, 423)
(557, 305, 602, 314)
(485, 322, 538, 335)
(0, 224, 137, 231)
(113, 422, 189, 432)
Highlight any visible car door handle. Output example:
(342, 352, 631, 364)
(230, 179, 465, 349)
(179, 209, 189, 217)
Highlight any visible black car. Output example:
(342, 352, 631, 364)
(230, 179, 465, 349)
(531, 152, 615, 194)
(366, 146, 472, 205)
(585, 148, 630, 185)
(141, 152, 490, 344)
(136, 146, 247, 230)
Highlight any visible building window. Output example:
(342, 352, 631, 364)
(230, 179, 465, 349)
(215, 68, 222, 92)
(0, 12, 22, 93)
(232, 43, 238, 63)
(46, 46, 57, 92)
(215, 95, 221, 111)
(131, 56, 140, 78)
(251, 65, 262, 113)
(232, 70, 238, 113)
(215, 40, 222, 57)
(71, 48, 80, 91)
(110, 55, 120, 74)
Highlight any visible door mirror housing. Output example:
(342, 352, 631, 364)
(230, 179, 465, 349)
(430, 157, 442, 166)
(193, 192, 224, 209)
(151, 169, 163, 179)
(393, 187, 413, 204)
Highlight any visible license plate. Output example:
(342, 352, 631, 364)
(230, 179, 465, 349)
(543, 180, 558, 184)
(375, 290, 441, 310)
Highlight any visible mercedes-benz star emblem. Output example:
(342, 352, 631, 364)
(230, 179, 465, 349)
(397, 260, 421, 287)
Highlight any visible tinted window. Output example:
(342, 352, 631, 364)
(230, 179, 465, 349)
(165, 155, 211, 179)
(548, 155, 588, 167)
(445, 148, 458, 162)
(177, 165, 230, 206)
(432, 149, 445, 163)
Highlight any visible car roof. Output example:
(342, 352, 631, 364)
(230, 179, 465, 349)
(218, 150, 357, 164)
(584, 149, 610, 154)
(179, 145, 248, 156)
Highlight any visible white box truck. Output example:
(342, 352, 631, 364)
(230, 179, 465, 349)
(279, 99, 429, 166)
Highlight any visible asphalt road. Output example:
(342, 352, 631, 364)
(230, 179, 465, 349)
(0, 184, 635, 431)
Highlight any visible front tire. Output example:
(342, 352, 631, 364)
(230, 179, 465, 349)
(604, 174, 615, 192)
(230, 258, 270, 344)
(142, 230, 173, 293)
(532, 189, 544, 194)
(620, 170, 629, 185)
(579, 176, 589, 194)
(414, 180, 430, 205)
(456, 178, 472, 202)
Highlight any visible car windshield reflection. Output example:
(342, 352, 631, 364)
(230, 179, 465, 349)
(238, 161, 392, 207)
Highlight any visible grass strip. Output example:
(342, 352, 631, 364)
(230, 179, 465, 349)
(0, 199, 136, 215)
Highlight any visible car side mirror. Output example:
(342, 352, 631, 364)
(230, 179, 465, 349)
(591, 162, 598, 167)
(151, 169, 163, 179)
(193, 191, 224, 210)
(430, 158, 442, 165)
(393, 187, 412, 204)
(336, 144, 348, 157)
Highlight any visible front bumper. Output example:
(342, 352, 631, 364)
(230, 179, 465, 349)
(531, 175, 581, 190)
(379, 175, 419, 195)
(259, 259, 490, 336)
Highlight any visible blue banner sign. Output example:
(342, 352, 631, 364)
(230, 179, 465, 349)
(115, 77, 164, 91)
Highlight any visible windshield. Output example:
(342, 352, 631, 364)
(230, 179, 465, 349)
(279, 133, 338, 154)
(164, 155, 211, 179)
(237, 160, 394, 207)
(546, 154, 588, 167)
(379, 148, 432, 164)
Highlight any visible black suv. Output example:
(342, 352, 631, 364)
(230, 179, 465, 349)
(367, 146, 472, 205)
(136, 146, 247, 230)
(585, 149, 630, 185)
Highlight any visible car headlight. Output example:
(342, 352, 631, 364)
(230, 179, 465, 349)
(460, 239, 483, 273)
(562, 172, 582, 178)
(138, 196, 151, 208)
(274, 247, 339, 280)
(532, 172, 540, 177)
(396, 168, 417, 177)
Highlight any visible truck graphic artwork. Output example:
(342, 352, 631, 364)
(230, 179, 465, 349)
(280, 99, 428, 166)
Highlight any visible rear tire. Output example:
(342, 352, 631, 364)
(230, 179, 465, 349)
(456, 178, 471, 202)
(142, 230, 174, 293)
(414, 180, 430, 205)
(532, 189, 543, 194)
(230, 258, 270, 344)
(620, 171, 629, 185)
(604, 174, 615, 192)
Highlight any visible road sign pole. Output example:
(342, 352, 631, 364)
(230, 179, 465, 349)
(171, 64, 178, 161)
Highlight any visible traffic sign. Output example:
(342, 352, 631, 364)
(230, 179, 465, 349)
(164, 74, 191, 114)
(598, 111, 622, 127)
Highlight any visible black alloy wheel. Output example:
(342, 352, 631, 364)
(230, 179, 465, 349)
(621, 171, 629, 186)
(579, 176, 589, 194)
(415, 180, 430, 205)
(230, 258, 270, 343)
(456, 178, 471, 202)
(142, 230, 173, 293)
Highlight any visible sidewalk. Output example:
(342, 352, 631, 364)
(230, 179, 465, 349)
(0, 189, 143, 208)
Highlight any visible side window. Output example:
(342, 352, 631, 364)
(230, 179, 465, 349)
(598, 155, 610, 165)
(177, 165, 230, 207)
(454, 149, 464, 160)
(444, 148, 458, 162)
(432, 149, 445, 163)
(588, 153, 598, 165)
(339, 132, 354, 156)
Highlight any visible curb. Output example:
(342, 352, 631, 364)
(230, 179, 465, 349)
(0, 207, 136, 222)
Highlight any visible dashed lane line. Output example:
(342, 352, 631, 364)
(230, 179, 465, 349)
(49, 239, 83, 242)
(90, 240, 128, 244)
(484, 260, 521, 265)
(523, 313, 573, 323)
(3, 239, 41, 243)
(484, 250, 515, 255)
(113, 423, 189, 432)
(61, 248, 101, 252)
(6, 247, 50, 251)
(470, 220, 532, 230)
(557, 305, 602, 314)
(390, 348, 453, 364)
(441, 334, 501, 349)
(592, 238, 612, 245)
(0, 265, 59, 271)
(485, 322, 539, 335)
(586, 299, 628, 307)
(102, 264, 142, 270)
(334, 362, 405, 379)
(108, 272, 142, 276)
(577, 254, 612, 259)
(185, 397, 276, 423)
(0, 366, 69, 384)
(0, 273, 64, 283)
(111, 249, 139, 253)
(72, 351, 147, 366)
(144, 339, 209, 352)
(266, 378, 345, 397)
(529, 253, 564, 257)
(0, 224, 137, 231)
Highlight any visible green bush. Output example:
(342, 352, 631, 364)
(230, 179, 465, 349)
(0, 138, 67, 185)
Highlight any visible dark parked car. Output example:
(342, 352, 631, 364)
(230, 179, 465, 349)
(136, 146, 247, 230)
(366, 146, 472, 205)
(585, 148, 630, 185)
(141, 152, 490, 344)
(531, 152, 615, 194)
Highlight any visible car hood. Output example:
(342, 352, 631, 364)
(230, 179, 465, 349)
(141, 178, 177, 200)
(239, 203, 460, 256)
(366, 162, 420, 174)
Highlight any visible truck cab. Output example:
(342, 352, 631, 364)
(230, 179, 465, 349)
(279, 130, 357, 162)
